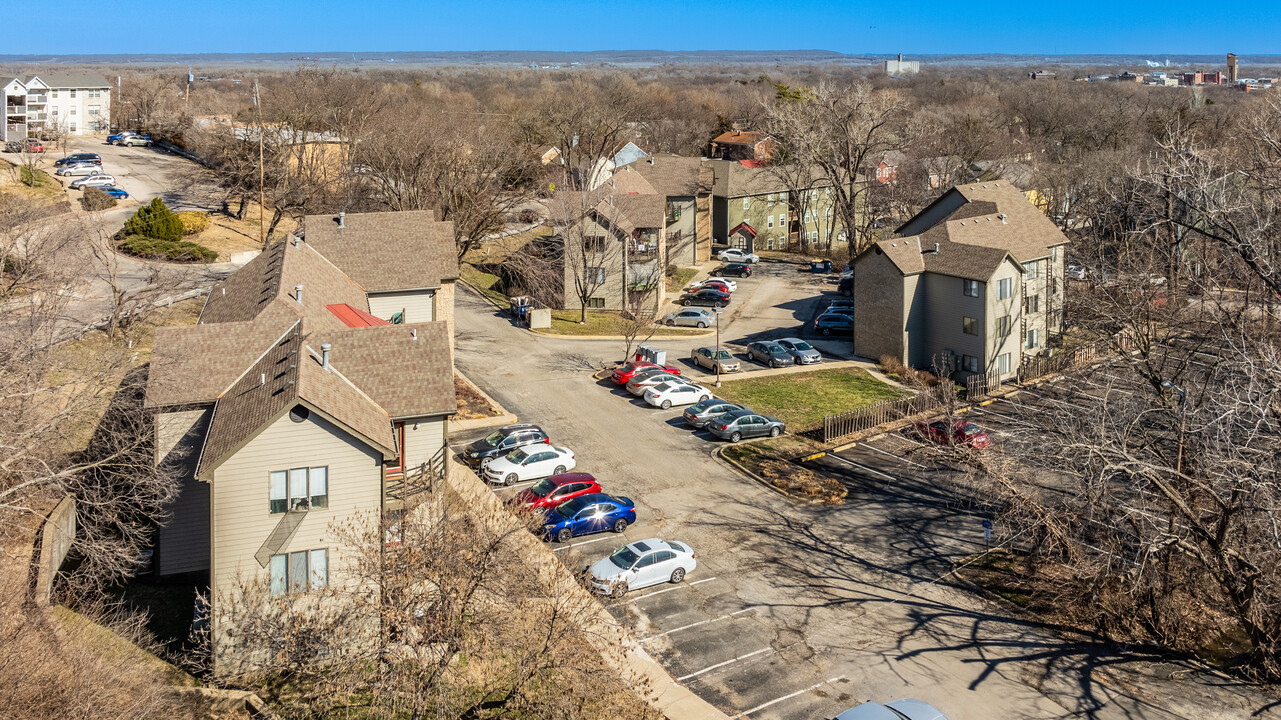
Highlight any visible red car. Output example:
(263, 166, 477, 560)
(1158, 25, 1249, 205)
(915, 419, 991, 448)
(612, 361, 682, 385)
(513, 473, 602, 510)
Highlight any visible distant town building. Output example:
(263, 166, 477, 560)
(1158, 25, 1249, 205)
(884, 54, 920, 75)
(2, 72, 112, 144)
(1181, 70, 1223, 86)
(1027, 71, 1057, 80)
(1109, 71, 1144, 82)
(1227, 53, 1239, 84)
(708, 130, 774, 162)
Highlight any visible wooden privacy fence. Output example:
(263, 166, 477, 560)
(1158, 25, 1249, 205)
(822, 384, 954, 443)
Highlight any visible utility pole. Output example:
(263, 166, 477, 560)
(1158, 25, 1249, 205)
(714, 307, 722, 388)
(253, 79, 265, 248)
(185, 67, 191, 114)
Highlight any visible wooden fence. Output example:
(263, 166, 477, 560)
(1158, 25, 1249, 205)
(822, 384, 955, 442)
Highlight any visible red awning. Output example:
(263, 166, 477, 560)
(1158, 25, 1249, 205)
(326, 303, 391, 328)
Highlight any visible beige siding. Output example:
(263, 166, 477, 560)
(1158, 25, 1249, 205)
(400, 416, 446, 470)
(435, 282, 455, 353)
(155, 408, 212, 575)
(369, 290, 435, 324)
(986, 260, 1023, 378)
(914, 273, 986, 372)
(209, 411, 384, 669)
(1020, 257, 1049, 358)
(853, 250, 906, 362)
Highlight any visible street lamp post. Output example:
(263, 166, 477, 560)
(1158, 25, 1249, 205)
(714, 307, 722, 388)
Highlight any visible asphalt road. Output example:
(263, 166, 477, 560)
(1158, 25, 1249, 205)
(450, 274, 1255, 720)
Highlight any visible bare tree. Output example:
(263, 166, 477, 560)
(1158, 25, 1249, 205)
(545, 187, 628, 323)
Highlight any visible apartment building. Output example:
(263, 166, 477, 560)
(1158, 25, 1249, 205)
(614, 154, 714, 266)
(853, 180, 1069, 380)
(145, 211, 458, 673)
(1, 72, 112, 142)
(711, 159, 841, 252)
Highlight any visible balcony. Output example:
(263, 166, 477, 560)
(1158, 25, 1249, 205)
(385, 446, 447, 506)
(27, 112, 47, 122)
(26, 94, 46, 105)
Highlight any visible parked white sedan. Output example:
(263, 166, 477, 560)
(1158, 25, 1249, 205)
(69, 173, 116, 190)
(589, 538, 697, 596)
(643, 381, 712, 409)
(483, 445, 576, 486)
(718, 248, 759, 264)
(686, 277, 738, 293)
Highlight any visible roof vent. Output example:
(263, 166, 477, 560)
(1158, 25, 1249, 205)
(982, 184, 988, 188)
(410, 328, 418, 341)
(647, 157, 655, 165)
(221, 287, 226, 296)
(999, 213, 1008, 224)
(294, 284, 304, 304)
(292, 234, 300, 247)
(337, 211, 345, 228)
(259, 373, 265, 387)
(934, 242, 940, 253)
(994, 183, 1000, 187)
(321, 343, 332, 372)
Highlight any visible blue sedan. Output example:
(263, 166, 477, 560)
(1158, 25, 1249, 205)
(542, 493, 635, 543)
(100, 186, 129, 199)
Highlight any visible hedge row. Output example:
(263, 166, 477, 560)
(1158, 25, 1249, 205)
(119, 235, 217, 263)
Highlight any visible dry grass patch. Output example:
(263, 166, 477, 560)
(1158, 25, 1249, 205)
(190, 204, 298, 261)
(455, 373, 502, 420)
(757, 459, 847, 504)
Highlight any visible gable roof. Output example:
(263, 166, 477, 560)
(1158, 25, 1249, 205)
(712, 130, 766, 146)
(616, 154, 712, 197)
(896, 179, 1068, 264)
(548, 187, 664, 236)
(303, 210, 458, 293)
(729, 221, 758, 238)
(710, 159, 788, 198)
(859, 233, 1019, 282)
(26, 73, 111, 89)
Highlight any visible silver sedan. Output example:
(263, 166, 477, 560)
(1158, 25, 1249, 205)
(662, 308, 716, 328)
(776, 337, 822, 364)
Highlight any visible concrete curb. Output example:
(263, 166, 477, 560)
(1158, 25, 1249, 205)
(713, 444, 841, 506)
(450, 371, 518, 433)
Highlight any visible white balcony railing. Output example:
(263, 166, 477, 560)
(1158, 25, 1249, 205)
(26, 94, 47, 105)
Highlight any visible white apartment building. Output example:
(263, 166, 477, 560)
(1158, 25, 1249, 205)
(1, 72, 112, 143)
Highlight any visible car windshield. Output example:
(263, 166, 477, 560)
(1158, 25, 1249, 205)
(480, 430, 504, 447)
(715, 350, 733, 360)
(555, 497, 588, 518)
(609, 545, 641, 568)
(789, 341, 812, 351)
(529, 478, 557, 498)
(961, 425, 983, 436)
(506, 449, 529, 464)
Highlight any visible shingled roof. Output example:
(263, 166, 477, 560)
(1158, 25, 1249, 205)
(616, 154, 713, 197)
(862, 233, 1018, 282)
(148, 217, 456, 481)
(896, 179, 1068, 264)
(303, 210, 459, 293)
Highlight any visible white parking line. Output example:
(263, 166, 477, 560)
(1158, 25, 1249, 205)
(678, 647, 775, 682)
(552, 535, 616, 552)
(885, 432, 926, 448)
(969, 406, 1032, 425)
(1017, 388, 1076, 407)
(858, 442, 927, 468)
(640, 606, 759, 643)
(626, 576, 716, 604)
(827, 453, 895, 481)
(730, 676, 848, 718)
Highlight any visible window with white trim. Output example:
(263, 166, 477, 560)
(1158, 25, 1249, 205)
(1025, 294, 1040, 313)
(88, 104, 100, 115)
(962, 279, 980, 297)
(996, 353, 1011, 374)
(996, 315, 1012, 336)
(69, 89, 76, 99)
(766, 215, 774, 229)
(1026, 328, 1040, 349)
(742, 197, 750, 210)
(1025, 260, 1039, 279)
(270, 548, 328, 596)
(997, 278, 1013, 299)
(778, 213, 786, 228)
(269, 466, 328, 514)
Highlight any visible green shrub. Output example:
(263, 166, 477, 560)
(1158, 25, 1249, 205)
(124, 198, 183, 242)
(177, 211, 209, 236)
(81, 187, 118, 212)
(118, 234, 217, 263)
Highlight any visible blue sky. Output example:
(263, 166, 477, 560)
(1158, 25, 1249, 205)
(7, 0, 1280, 55)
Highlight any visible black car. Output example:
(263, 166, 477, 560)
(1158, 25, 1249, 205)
(747, 341, 793, 368)
(837, 276, 853, 297)
(680, 288, 730, 308)
(462, 424, 550, 467)
(828, 298, 854, 310)
(815, 312, 853, 336)
(715, 263, 752, 278)
(54, 153, 102, 167)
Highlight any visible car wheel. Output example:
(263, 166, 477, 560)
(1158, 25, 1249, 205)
(556, 528, 572, 543)
(841, 289, 852, 297)
(697, 321, 706, 328)
(611, 581, 629, 598)
(612, 518, 628, 533)
(730, 432, 742, 443)
(504, 473, 519, 487)
(670, 568, 686, 583)
(666, 319, 674, 326)
(553, 465, 566, 475)
(821, 327, 832, 336)
(660, 400, 671, 410)
(699, 394, 710, 402)
(770, 426, 781, 437)
(682, 300, 692, 306)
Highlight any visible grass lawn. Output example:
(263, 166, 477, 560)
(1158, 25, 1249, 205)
(540, 309, 703, 337)
(460, 263, 509, 306)
(666, 266, 698, 293)
(716, 367, 904, 430)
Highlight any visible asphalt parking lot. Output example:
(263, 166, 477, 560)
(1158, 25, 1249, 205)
(48, 135, 221, 216)
(452, 285, 1235, 720)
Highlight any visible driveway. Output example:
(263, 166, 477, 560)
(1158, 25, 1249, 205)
(451, 286, 1243, 720)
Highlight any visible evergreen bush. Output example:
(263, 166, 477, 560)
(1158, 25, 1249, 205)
(123, 198, 183, 242)
(177, 211, 210, 236)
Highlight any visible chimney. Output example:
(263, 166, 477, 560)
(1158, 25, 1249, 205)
(898, 53, 903, 62)
(337, 211, 345, 228)
(321, 343, 331, 371)
(294, 284, 304, 304)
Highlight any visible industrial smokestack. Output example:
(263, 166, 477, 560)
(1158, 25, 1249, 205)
(321, 343, 331, 371)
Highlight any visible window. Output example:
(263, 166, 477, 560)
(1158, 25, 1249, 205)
(270, 466, 328, 514)
(996, 353, 1011, 374)
(809, 230, 817, 243)
(51, 107, 58, 116)
(1026, 328, 1040, 349)
(51, 90, 58, 99)
(742, 197, 750, 210)
(996, 315, 1011, 336)
(804, 210, 813, 223)
(767, 192, 776, 202)
(270, 548, 329, 596)
(69, 122, 76, 132)
(778, 213, 786, 228)
(1025, 260, 1039, 279)
(587, 297, 605, 308)
(962, 317, 979, 335)
(87, 104, 99, 115)
(1025, 294, 1040, 313)
(587, 266, 605, 283)
(766, 215, 774, 229)
(766, 237, 776, 250)
(997, 278, 1013, 300)
(963, 355, 980, 373)
(1050, 246, 1058, 261)
(69, 89, 76, 99)
(88, 89, 101, 99)
(69, 107, 76, 116)
(962, 279, 980, 297)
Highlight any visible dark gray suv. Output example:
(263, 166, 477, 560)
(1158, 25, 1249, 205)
(462, 424, 550, 467)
